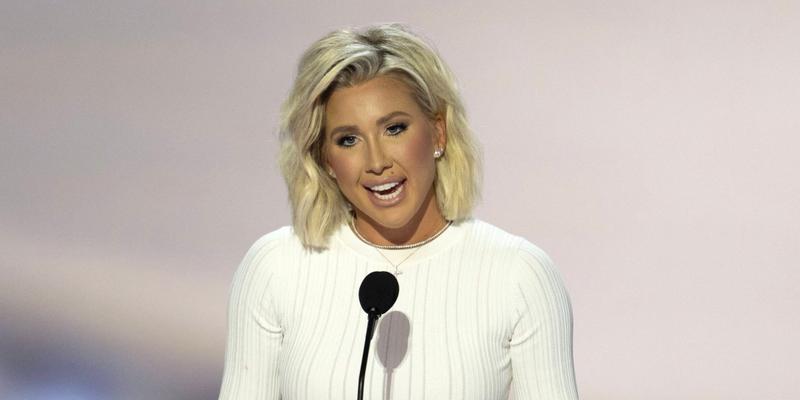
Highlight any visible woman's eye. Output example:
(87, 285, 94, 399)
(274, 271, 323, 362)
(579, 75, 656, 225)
(337, 135, 358, 147)
(386, 123, 408, 136)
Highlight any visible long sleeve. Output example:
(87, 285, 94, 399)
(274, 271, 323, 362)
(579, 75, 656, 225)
(218, 235, 284, 400)
(508, 241, 579, 399)
(217, 221, 577, 399)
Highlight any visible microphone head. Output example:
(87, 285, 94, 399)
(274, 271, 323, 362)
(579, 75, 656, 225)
(359, 271, 399, 315)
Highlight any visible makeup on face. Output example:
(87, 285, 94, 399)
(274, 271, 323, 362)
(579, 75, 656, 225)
(323, 75, 446, 244)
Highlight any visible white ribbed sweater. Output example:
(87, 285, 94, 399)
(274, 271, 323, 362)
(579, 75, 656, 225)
(218, 219, 578, 400)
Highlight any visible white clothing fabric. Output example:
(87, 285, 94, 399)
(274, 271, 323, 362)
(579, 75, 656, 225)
(218, 219, 578, 399)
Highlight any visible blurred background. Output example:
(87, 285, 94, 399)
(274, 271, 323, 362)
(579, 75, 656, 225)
(2, 1, 798, 399)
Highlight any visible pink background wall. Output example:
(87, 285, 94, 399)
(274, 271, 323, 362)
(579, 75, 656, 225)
(2, 1, 798, 399)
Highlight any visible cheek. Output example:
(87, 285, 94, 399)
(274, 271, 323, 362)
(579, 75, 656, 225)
(327, 152, 359, 183)
(403, 132, 435, 169)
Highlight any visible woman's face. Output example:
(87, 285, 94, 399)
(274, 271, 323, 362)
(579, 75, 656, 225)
(323, 75, 446, 240)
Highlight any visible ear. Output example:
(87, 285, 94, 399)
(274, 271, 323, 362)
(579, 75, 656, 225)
(324, 160, 337, 179)
(320, 142, 337, 179)
(433, 114, 447, 152)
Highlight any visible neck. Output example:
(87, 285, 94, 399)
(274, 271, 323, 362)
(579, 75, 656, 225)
(353, 188, 446, 247)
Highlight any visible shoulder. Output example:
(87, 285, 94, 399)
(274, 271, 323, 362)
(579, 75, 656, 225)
(463, 219, 545, 255)
(465, 219, 559, 279)
(232, 226, 303, 284)
(461, 219, 521, 248)
(243, 226, 299, 258)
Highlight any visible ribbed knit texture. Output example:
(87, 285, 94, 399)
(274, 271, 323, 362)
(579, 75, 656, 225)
(218, 219, 578, 400)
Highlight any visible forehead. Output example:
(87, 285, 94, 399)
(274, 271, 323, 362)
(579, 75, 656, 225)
(324, 75, 421, 128)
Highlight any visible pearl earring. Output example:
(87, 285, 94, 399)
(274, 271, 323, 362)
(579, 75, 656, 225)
(433, 148, 443, 159)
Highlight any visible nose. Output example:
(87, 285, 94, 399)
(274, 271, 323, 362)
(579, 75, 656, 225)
(366, 140, 392, 174)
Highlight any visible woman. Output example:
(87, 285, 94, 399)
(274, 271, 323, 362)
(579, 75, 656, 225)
(219, 24, 578, 400)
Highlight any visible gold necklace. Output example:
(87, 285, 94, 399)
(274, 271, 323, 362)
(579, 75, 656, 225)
(349, 220, 453, 275)
(348, 220, 452, 249)
(375, 246, 424, 276)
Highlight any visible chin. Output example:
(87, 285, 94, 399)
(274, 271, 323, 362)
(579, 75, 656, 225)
(368, 213, 413, 230)
(362, 205, 419, 231)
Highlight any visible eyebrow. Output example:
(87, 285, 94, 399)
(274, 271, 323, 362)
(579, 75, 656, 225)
(328, 111, 412, 137)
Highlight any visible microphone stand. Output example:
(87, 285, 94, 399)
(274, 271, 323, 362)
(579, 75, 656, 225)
(357, 309, 379, 400)
(356, 270, 398, 400)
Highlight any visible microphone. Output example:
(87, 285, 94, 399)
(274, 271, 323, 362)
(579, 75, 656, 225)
(357, 271, 399, 400)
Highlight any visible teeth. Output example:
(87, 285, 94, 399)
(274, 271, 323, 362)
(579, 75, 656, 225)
(370, 181, 400, 192)
(373, 182, 404, 201)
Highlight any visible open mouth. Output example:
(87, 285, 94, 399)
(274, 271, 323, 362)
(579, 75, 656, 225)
(365, 179, 406, 201)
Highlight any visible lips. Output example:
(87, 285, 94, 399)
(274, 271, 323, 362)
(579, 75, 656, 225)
(364, 178, 406, 203)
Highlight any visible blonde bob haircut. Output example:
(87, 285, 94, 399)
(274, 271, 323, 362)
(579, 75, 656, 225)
(279, 24, 481, 249)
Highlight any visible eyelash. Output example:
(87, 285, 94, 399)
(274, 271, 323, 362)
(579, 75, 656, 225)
(386, 122, 408, 136)
(337, 136, 358, 147)
(335, 123, 408, 148)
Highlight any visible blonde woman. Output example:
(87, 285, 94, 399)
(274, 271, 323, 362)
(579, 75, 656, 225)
(219, 24, 579, 400)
